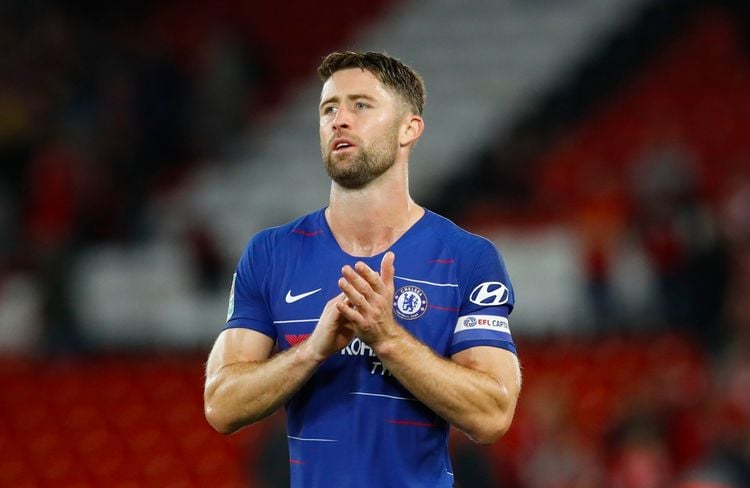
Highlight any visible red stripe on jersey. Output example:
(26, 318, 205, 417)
(429, 304, 460, 312)
(285, 334, 311, 346)
(386, 419, 436, 428)
(292, 229, 323, 237)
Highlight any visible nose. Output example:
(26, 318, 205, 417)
(331, 106, 350, 131)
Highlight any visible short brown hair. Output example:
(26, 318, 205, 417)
(317, 51, 426, 115)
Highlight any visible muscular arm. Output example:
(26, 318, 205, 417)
(337, 252, 521, 444)
(204, 295, 355, 434)
(204, 329, 316, 434)
(376, 335, 520, 444)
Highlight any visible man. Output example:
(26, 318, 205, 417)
(204, 51, 521, 487)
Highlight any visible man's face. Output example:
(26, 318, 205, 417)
(319, 68, 404, 189)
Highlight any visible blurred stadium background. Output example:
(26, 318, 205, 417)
(1, 0, 749, 486)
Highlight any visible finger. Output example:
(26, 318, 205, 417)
(354, 261, 387, 294)
(336, 299, 364, 325)
(338, 276, 369, 309)
(380, 252, 395, 290)
(326, 292, 348, 305)
(341, 265, 375, 298)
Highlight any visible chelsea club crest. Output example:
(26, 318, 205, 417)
(393, 285, 428, 320)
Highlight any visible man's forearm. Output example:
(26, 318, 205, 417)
(204, 344, 321, 434)
(334, 256, 519, 443)
(375, 331, 519, 444)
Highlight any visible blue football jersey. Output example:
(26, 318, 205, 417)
(225, 208, 516, 487)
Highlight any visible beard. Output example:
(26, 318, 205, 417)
(322, 127, 399, 190)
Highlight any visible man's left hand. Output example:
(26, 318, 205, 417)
(336, 251, 402, 348)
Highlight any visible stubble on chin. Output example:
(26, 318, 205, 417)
(323, 127, 400, 190)
(324, 145, 395, 189)
(325, 152, 374, 189)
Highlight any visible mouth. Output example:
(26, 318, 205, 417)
(331, 138, 356, 153)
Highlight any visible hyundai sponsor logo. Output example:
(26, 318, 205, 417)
(469, 282, 510, 306)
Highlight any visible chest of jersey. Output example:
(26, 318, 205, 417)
(268, 239, 462, 360)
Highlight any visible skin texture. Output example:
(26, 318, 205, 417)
(204, 68, 521, 444)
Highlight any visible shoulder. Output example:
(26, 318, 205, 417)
(243, 208, 325, 255)
(424, 211, 515, 313)
(422, 210, 500, 259)
(422, 210, 511, 297)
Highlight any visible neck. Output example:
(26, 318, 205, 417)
(326, 164, 424, 257)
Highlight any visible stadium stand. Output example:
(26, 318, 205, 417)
(0, 332, 711, 487)
(1, 0, 749, 486)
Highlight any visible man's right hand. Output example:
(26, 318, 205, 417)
(300, 293, 355, 362)
(205, 294, 354, 433)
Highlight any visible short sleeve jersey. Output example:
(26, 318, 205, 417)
(225, 208, 516, 487)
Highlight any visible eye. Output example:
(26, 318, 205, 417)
(354, 101, 369, 110)
(322, 105, 337, 115)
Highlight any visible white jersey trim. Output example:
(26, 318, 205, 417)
(394, 276, 458, 287)
(287, 435, 338, 442)
(272, 318, 319, 324)
(349, 391, 418, 402)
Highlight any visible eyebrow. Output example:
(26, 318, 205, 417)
(319, 93, 377, 109)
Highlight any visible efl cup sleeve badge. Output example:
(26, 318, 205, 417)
(392, 285, 428, 320)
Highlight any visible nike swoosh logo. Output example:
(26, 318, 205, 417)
(285, 288, 322, 304)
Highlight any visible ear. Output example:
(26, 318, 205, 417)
(399, 114, 424, 147)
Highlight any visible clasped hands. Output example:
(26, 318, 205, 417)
(305, 252, 401, 361)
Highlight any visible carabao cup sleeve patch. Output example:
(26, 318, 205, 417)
(450, 312, 516, 356)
